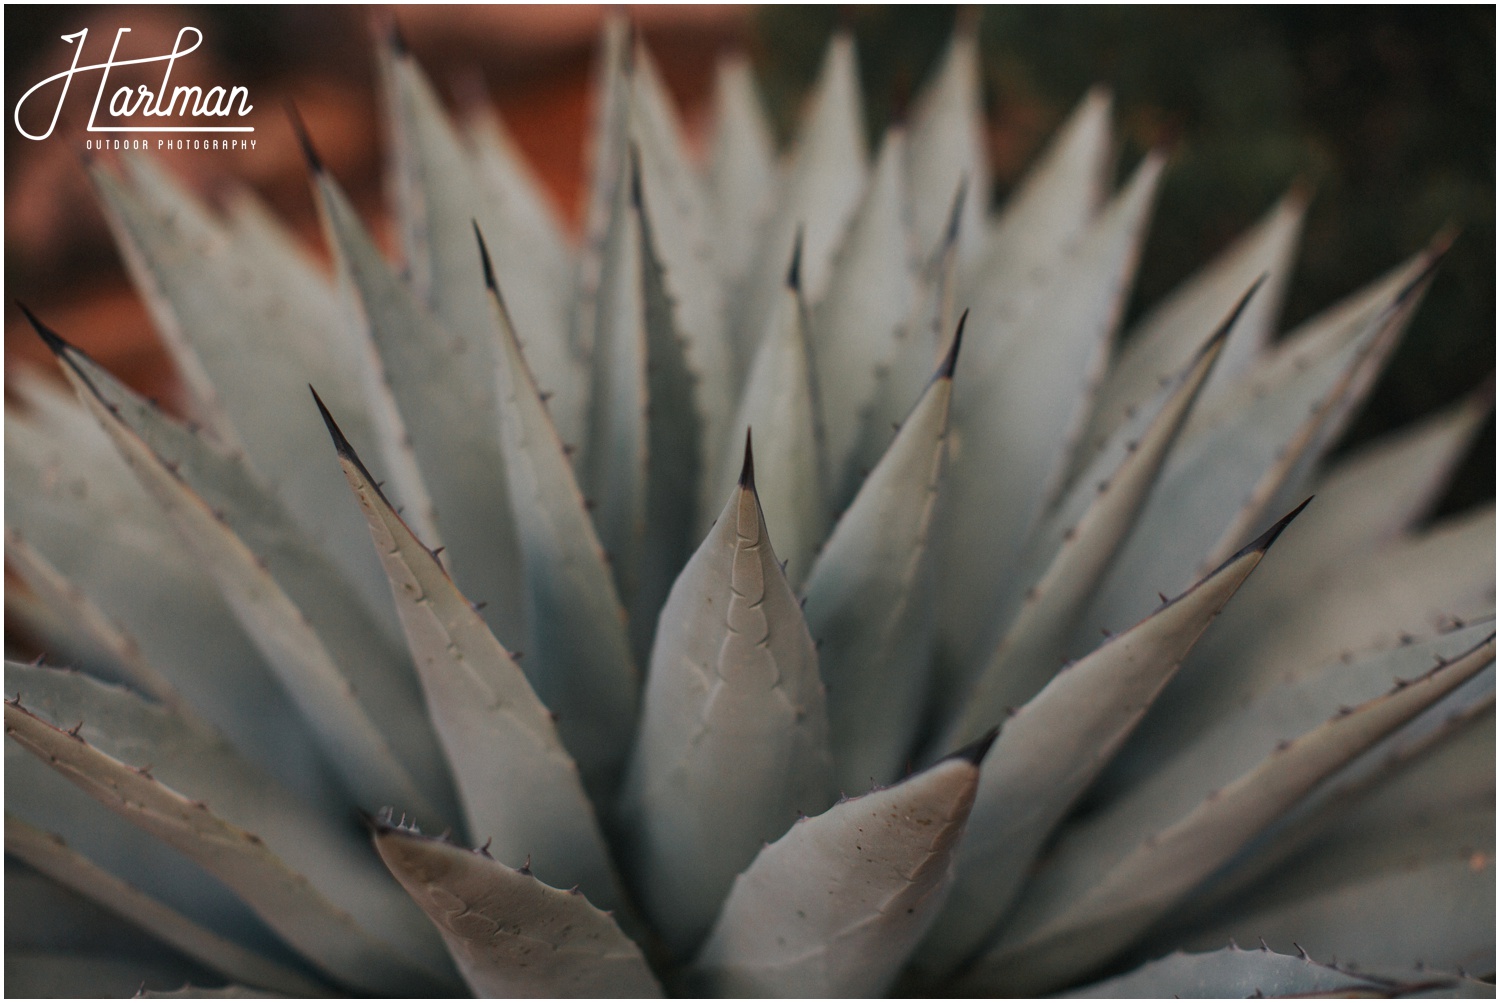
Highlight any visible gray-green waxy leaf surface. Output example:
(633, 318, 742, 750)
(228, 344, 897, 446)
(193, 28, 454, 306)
(4, 674, 458, 995)
(714, 256, 827, 588)
(6, 815, 329, 997)
(621, 443, 832, 957)
(940, 287, 1245, 738)
(691, 741, 988, 998)
(802, 325, 956, 793)
(1059, 945, 1487, 999)
(373, 824, 662, 998)
(969, 631, 1495, 993)
(315, 393, 627, 916)
(310, 154, 526, 649)
(942, 153, 1164, 670)
(27, 313, 454, 826)
(6, 378, 339, 808)
(918, 497, 1301, 979)
(90, 157, 391, 617)
(481, 239, 640, 798)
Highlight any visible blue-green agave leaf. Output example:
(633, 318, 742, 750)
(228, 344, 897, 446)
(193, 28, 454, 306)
(4, 531, 183, 710)
(1294, 386, 1494, 559)
(712, 250, 828, 587)
(315, 392, 629, 916)
(5, 815, 330, 997)
(848, 183, 964, 513)
(943, 286, 1245, 737)
(707, 56, 777, 293)
(6, 704, 283, 950)
(970, 630, 1495, 994)
(961, 86, 1112, 335)
(632, 170, 709, 663)
(690, 737, 990, 997)
(735, 30, 866, 354)
(1134, 508, 1495, 775)
(1059, 944, 1487, 999)
(309, 154, 528, 650)
(581, 156, 651, 631)
(629, 65, 733, 534)
(802, 324, 957, 793)
(570, 11, 631, 390)
(5, 379, 338, 807)
(28, 318, 455, 825)
(5, 951, 222, 999)
(3, 677, 460, 995)
(1158, 697, 1494, 975)
(380, 35, 580, 435)
(942, 153, 1164, 669)
(810, 126, 920, 498)
(373, 822, 662, 998)
(463, 108, 575, 320)
(620, 439, 832, 957)
(1083, 188, 1307, 457)
(91, 157, 390, 616)
(1080, 241, 1439, 641)
(919, 498, 1299, 979)
(480, 237, 640, 799)
(905, 14, 987, 268)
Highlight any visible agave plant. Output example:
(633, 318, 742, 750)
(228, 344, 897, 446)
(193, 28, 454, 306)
(5, 14, 1494, 999)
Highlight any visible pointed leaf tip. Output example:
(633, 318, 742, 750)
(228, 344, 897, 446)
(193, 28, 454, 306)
(1211, 273, 1270, 351)
(284, 102, 323, 174)
(938, 310, 968, 380)
(739, 428, 756, 491)
(472, 222, 498, 294)
(949, 725, 999, 766)
(1250, 495, 1314, 554)
(16, 303, 68, 356)
(787, 226, 805, 291)
(1397, 232, 1455, 306)
(383, 15, 408, 55)
(309, 385, 354, 460)
(627, 142, 644, 210)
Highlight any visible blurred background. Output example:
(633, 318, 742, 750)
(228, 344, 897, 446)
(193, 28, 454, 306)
(5, 4, 1493, 513)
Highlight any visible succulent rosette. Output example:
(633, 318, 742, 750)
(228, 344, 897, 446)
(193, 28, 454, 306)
(5, 15, 1493, 999)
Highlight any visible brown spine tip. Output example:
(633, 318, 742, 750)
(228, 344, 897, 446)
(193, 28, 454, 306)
(311, 385, 398, 512)
(949, 725, 1000, 766)
(285, 102, 323, 174)
(627, 141, 644, 210)
(786, 227, 804, 291)
(738, 428, 756, 491)
(937, 309, 968, 381)
(1199, 274, 1268, 359)
(310, 385, 355, 461)
(473, 221, 499, 293)
(17, 304, 69, 357)
(1250, 495, 1314, 553)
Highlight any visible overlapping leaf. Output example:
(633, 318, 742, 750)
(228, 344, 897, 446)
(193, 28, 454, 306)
(690, 738, 990, 997)
(314, 392, 628, 915)
(4, 667, 460, 995)
(24, 314, 455, 824)
(374, 823, 662, 998)
(620, 441, 832, 957)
